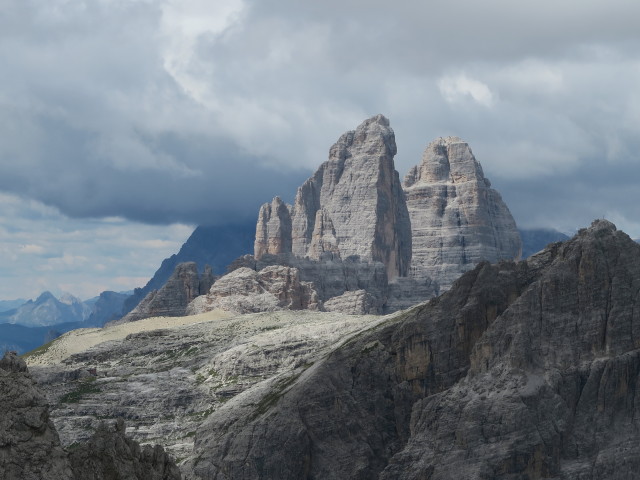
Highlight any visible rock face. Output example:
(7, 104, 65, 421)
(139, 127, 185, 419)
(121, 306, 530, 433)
(121, 222, 256, 318)
(224, 253, 412, 315)
(190, 220, 640, 479)
(323, 289, 377, 315)
(187, 266, 320, 315)
(256, 114, 412, 280)
(254, 197, 293, 258)
(242, 122, 521, 316)
(403, 136, 522, 292)
(26, 310, 382, 478)
(1, 351, 181, 480)
(118, 262, 214, 324)
(0, 351, 72, 479)
(68, 419, 181, 480)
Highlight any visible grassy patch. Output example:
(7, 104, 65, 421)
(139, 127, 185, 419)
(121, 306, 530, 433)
(187, 407, 215, 418)
(60, 380, 102, 403)
(254, 373, 301, 416)
(21, 339, 56, 359)
(261, 325, 281, 332)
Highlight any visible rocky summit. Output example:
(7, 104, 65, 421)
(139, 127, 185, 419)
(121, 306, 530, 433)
(116, 115, 521, 321)
(188, 220, 640, 479)
(255, 114, 412, 280)
(404, 136, 522, 292)
(197, 116, 520, 316)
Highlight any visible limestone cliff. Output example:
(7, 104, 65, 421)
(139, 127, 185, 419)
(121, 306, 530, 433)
(117, 262, 213, 324)
(254, 197, 292, 258)
(187, 265, 320, 315)
(0, 352, 180, 480)
(403, 136, 522, 292)
(191, 220, 640, 479)
(256, 114, 412, 280)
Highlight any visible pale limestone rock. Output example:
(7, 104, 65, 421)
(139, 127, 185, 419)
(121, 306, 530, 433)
(116, 262, 213, 324)
(308, 209, 341, 260)
(254, 197, 292, 258)
(403, 136, 521, 293)
(225, 253, 414, 314)
(187, 266, 320, 315)
(323, 290, 378, 315)
(258, 114, 411, 280)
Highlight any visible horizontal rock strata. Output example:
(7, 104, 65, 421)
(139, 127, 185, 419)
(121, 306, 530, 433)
(117, 262, 214, 324)
(187, 266, 320, 315)
(403, 136, 522, 292)
(256, 114, 412, 280)
(190, 220, 640, 480)
(1, 352, 180, 480)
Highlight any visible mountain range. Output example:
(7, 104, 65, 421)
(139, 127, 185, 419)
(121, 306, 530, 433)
(3, 116, 571, 353)
(6, 114, 640, 479)
(20, 219, 640, 479)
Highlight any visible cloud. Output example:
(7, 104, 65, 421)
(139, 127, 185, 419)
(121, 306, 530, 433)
(439, 75, 494, 107)
(0, 192, 194, 300)
(19, 244, 45, 255)
(0, 0, 640, 242)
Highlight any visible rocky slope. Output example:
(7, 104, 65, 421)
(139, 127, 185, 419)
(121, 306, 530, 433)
(121, 222, 255, 317)
(1, 351, 180, 480)
(26, 309, 382, 472)
(187, 219, 640, 479)
(117, 262, 214, 324)
(403, 136, 522, 292)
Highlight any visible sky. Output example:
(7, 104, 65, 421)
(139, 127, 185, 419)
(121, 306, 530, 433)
(1, 0, 640, 300)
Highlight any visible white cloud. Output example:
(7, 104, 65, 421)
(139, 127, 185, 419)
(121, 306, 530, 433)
(19, 244, 45, 255)
(1, 0, 640, 295)
(438, 74, 495, 107)
(0, 192, 193, 300)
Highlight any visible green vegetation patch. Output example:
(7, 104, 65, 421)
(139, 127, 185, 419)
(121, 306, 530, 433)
(21, 339, 57, 359)
(254, 372, 302, 416)
(60, 380, 102, 403)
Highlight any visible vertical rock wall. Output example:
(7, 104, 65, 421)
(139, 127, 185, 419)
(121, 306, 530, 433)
(403, 136, 521, 292)
(256, 114, 412, 280)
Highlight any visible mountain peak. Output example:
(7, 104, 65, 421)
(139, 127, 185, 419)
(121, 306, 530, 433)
(35, 291, 56, 303)
(256, 114, 410, 279)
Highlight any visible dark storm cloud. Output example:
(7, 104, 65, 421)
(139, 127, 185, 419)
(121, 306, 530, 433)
(1, 0, 640, 235)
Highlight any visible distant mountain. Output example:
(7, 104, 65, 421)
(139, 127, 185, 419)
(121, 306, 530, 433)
(0, 290, 129, 354)
(0, 299, 27, 313)
(0, 321, 86, 354)
(8, 291, 90, 327)
(121, 223, 255, 316)
(518, 227, 570, 258)
(85, 291, 130, 326)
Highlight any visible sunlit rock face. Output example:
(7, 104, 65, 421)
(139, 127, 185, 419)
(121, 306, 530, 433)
(256, 114, 412, 281)
(403, 136, 522, 293)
